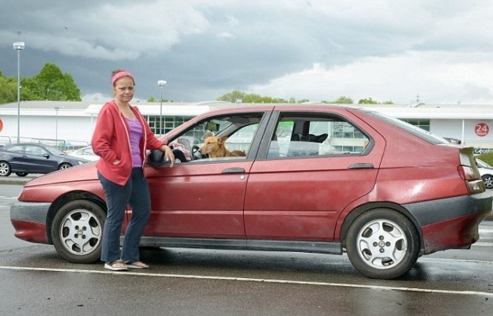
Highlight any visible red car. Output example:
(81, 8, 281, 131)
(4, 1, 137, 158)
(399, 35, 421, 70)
(10, 104, 492, 279)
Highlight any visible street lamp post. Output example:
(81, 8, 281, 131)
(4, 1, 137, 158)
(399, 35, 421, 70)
(157, 80, 166, 135)
(13, 42, 25, 144)
(54, 107, 60, 146)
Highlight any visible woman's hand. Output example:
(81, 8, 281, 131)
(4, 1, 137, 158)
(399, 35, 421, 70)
(161, 145, 175, 168)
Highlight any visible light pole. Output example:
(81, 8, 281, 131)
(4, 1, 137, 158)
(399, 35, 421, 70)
(13, 42, 25, 144)
(157, 80, 166, 135)
(54, 107, 60, 146)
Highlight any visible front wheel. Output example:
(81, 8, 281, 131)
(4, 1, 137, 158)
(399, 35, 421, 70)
(346, 209, 420, 279)
(51, 200, 106, 263)
(482, 174, 493, 189)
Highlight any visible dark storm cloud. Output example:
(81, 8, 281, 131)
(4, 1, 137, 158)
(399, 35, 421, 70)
(2, 0, 493, 104)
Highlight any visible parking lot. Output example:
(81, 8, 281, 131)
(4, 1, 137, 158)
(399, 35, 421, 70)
(1, 181, 493, 315)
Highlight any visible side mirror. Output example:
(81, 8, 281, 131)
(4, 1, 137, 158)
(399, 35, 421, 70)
(146, 149, 171, 167)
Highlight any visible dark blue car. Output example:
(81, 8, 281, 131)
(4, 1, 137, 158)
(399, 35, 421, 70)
(0, 143, 89, 177)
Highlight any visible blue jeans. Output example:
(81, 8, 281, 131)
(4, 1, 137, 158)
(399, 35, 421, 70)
(98, 168, 151, 263)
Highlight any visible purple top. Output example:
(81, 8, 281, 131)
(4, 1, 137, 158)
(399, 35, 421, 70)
(126, 117, 143, 167)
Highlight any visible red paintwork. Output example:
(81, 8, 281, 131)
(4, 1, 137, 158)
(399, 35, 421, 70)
(421, 212, 489, 253)
(18, 162, 106, 203)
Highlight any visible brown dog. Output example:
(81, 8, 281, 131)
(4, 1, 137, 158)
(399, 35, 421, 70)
(199, 135, 246, 158)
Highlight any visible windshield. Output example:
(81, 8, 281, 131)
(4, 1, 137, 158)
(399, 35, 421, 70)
(476, 158, 491, 168)
(45, 145, 67, 155)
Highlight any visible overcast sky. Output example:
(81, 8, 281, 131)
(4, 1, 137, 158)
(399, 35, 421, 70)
(1, 0, 493, 105)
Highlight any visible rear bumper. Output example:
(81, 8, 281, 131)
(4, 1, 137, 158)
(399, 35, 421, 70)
(10, 202, 51, 244)
(405, 191, 492, 253)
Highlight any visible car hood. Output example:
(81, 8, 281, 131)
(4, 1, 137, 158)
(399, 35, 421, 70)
(25, 161, 98, 187)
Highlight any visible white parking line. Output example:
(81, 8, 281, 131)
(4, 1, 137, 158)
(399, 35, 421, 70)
(474, 242, 493, 247)
(0, 196, 16, 200)
(0, 265, 492, 297)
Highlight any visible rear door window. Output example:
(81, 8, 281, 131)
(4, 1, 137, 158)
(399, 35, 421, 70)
(267, 114, 369, 159)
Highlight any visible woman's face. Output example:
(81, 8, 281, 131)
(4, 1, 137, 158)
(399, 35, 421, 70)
(113, 76, 135, 103)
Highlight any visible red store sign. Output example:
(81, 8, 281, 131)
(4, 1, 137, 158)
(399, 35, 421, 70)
(475, 122, 489, 137)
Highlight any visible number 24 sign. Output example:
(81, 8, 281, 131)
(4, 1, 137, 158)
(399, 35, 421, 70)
(475, 123, 489, 137)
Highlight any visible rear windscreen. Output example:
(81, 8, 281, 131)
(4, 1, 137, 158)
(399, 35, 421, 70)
(357, 109, 450, 145)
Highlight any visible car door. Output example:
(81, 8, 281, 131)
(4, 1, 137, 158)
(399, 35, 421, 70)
(244, 108, 386, 242)
(142, 111, 270, 239)
(21, 144, 58, 173)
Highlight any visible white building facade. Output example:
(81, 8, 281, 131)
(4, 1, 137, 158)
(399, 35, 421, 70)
(1, 101, 493, 153)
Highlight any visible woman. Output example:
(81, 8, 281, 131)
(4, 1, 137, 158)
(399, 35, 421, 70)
(92, 69, 174, 271)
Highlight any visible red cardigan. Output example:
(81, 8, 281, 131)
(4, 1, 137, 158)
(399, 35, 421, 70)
(92, 100, 164, 186)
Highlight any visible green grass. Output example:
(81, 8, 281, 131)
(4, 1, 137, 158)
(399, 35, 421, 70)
(476, 152, 493, 165)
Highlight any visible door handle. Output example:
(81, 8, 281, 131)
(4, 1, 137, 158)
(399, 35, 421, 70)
(222, 167, 245, 174)
(348, 163, 374, 169)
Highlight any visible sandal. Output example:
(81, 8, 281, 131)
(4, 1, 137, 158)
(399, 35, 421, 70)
(104, 260, 128, 271)
(125, 261, 149, 269)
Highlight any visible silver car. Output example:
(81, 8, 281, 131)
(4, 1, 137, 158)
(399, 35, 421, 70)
(476, 158, 493, 189)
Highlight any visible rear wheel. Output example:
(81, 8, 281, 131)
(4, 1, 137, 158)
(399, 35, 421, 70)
(51, 200, 105, 263)
(58, 163, 72, 170)
(346, 209, 420, 279)
(15, 172, 28, 177)
(0, 161, 11, 176)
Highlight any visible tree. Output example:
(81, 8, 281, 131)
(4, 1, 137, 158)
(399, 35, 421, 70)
(217, 90, 248, 103)
(217, 90, 293, 103)
(358, 97, 393, 105)
(31, 63, 81, 101)
(0, 64, 81, 102)
(332, 96, 353, 104)
(0, 71, 16, 103)
(147, 96, 171, 103)
(358, 97, 378, 104)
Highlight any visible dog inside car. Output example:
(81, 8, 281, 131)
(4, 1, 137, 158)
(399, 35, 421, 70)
(199, 135, 246, 158)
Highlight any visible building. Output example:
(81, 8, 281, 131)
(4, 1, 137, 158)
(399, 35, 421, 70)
(0, 100, 232, 149)
(1, 101, 493, 153)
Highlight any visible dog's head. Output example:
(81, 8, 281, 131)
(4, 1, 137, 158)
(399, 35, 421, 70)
(199, 135, 228, 156)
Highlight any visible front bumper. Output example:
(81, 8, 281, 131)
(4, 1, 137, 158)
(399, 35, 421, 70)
(10, 201, 51, 244)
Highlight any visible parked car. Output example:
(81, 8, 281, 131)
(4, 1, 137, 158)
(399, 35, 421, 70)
(10, 105, 492, 279)
(68, 146, 100, 161)
(476, 158, 493, 189)
(0, 143, 89, 177)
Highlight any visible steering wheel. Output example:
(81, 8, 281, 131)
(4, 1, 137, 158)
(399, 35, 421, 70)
(192, 145, 203, 160)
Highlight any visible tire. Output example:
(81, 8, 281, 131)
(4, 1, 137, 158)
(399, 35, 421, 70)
(58, 163, 72, 170)
(346, 209, 420, 279)
(15, 172, 28, 177)
(482, 174, 493, 189)
(0, 161, 12, 177)
(51, 200, 106, 263)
